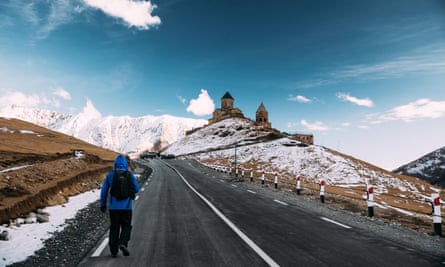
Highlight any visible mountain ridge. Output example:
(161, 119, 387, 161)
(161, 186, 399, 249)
(394, 146, 445, 187)
(0, 103, 207, 158)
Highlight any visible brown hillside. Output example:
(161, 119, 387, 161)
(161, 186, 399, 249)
(0, 118, 119, 224)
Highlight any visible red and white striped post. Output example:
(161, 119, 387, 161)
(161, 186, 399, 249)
(367, 184, 374, 217)
(261, 171, 265, 185)
(296, 176, 301, 195)
(320, 179, 325, 203)
(274, 172, 278, 189)
(250, 170, 253, 182)
(235, 167, 239, 177)
(431, 193, 442, 236)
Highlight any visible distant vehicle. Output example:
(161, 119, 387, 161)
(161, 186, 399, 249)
(281, 139, 299, 147)
(140, 152, 158, 159)
(160, 153, 175, 159)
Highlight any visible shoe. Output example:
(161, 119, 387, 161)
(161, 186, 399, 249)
(119, 245, 130, 256)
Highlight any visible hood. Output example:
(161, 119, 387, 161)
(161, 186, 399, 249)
(114, 154, 128, 171)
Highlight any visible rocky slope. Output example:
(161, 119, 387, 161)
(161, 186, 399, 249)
(394, 146, 445, 187)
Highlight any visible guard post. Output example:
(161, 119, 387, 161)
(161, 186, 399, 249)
(296, 176, 301, 195)
(431, 193, 442, 236)
(274, 172, 278, 189)
(320, 179, 325, 203)
(367, 184, 374, 217)
(261, 171, 265, 185)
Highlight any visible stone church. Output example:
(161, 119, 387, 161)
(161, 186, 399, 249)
(209, 91, 271, 128)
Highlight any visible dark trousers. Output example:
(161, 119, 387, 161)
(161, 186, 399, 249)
(109, 209, 132, 254)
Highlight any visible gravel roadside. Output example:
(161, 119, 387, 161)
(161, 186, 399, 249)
(7, 161, 152, 267)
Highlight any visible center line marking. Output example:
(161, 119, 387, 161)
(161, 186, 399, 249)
(247, 190, 257, 194)
(231, 184, 238, 188)
(166, 162, 279, 267)
(321, 217, 352, 229)
(274, 200, 288, 206)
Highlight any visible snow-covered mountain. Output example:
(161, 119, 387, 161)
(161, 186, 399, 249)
(394, 147, 445, 188)
(0, 101, 207, 158)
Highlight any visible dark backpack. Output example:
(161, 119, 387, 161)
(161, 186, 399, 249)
(110, 171, 135, 200)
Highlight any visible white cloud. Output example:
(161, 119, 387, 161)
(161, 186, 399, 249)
(375, 98, 445, 123)
(330, 47, 445, 80)
(0, 90, 43, 108)
(0, 89, 67, 109)
(301, 119, 329, 131)
(83, 0, 161, 30)
(358, 125, 369, 129)
(296, 46, 445, 89)
(36, 0, 77, 40)
(81, 98, 102, 118)
(52, 88, 72, 100)
(337, 93, 374, 107)
(177, 95, 186, 105)
(186, 89, 215, 116)
(288, 94, 311, 103)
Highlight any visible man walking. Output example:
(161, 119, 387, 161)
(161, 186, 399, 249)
(100, 154, 140, 257)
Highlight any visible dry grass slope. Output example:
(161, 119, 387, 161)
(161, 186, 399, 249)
(0, 118, 119, 224)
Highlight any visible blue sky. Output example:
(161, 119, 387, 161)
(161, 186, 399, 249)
(1, 0, 445, 170)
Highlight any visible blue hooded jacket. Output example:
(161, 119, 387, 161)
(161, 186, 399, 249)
(100, 154, 140, 210)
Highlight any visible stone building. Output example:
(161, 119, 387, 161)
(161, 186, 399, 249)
(255, 102, 271, 128)
(209, 92, 245, 124)
(209, 91, 272, 129)
(293, 133, 314, 145)
(207, 91, 313, 145)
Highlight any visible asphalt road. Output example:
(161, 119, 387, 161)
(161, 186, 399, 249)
(78, 159, 444, 267)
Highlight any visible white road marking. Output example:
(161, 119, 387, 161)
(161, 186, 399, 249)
(247, 190, 257, 194)
(167, 163, 280, 267)
(92, 237, 108, 257)
(135, 195, 140, 201)
(231, 184, 238, 188)
(321, 217, 352, 229)
(219, 179, 225, 183)
(274, 200, 288, 206)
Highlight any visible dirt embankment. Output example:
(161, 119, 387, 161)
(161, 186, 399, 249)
(0, 117, 121, 224)
(0, 152, 116, 224)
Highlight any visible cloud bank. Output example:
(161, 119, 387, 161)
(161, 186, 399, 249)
(83, 0, 161, 29)
(301, 120, 329, 131)
(0, 89, 72, 109)
(373, 98, 445, 123)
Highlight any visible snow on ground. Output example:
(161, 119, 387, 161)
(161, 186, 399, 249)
(166, 118, 441, 201)
(0, 165, 33, 174)
(190, 138, 410, 193)
(0, 190, 99, 266)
